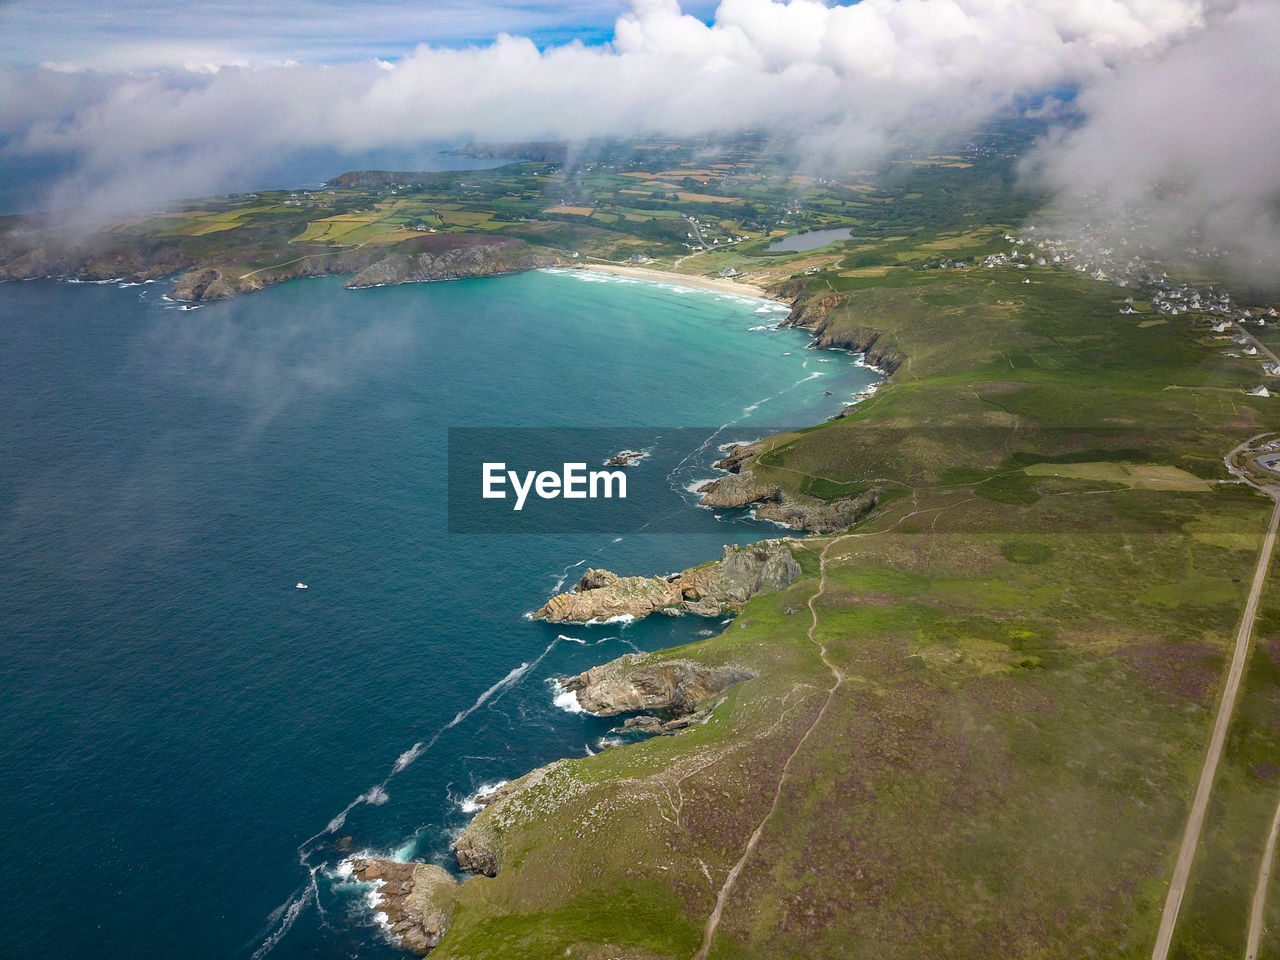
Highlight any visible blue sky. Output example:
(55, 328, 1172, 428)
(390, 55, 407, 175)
(0, 0, 721, 69)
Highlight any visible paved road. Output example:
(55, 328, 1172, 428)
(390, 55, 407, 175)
(1151, 493, 1280, 960)
(1246, 791, 1280, 959)
(1237, 325, 1280, 366)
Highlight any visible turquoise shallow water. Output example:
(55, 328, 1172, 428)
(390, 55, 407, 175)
(0, 270, 876, 958)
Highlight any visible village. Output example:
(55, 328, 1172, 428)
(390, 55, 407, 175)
(974, 221, 1280, 396)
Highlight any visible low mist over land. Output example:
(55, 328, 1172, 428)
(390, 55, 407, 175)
(0, 0, 1275, 280)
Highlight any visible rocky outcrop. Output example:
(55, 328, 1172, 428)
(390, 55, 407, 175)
(453, 760, 582, 879)
(695, 470, 777, 509)
(346, 235, 567, 288)
(623, 701, 719, 733)
(349, 858, 458, 954)
(170, 267, 243, 301)
(694, 443, 882, 533)
(534, 569, 683, 622)
(680, 541, 802, 607)
(453, 832, 499, 878)
(533, 539, 803, 623)
(558, 655, 755, 716)
(756, 487, 881, 530)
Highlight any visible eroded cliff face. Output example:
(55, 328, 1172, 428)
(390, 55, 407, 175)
(774, 280, 904, 374)
(532, 539, 802, 623)
(349, 858, 458, 954)
(558, 655, 756, 716)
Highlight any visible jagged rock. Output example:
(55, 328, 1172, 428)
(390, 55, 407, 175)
(454, 831, 499, 877)
(349, 858, 458, 954)
(576, 568, 618, 591)
(604, 449, 647, 467)
(681, 598, 724, 617)
(696, 471, 778, 508)
(755, 487, 881, 532)
(534, 573, 682, 622)
(699, 444, 882, 533)
(558, 656, 755, 716)
(623, 715, 665, 732)
(623, 703, 717, 733)
(473, 784, 513, 808)
(713, 443, 756, 473)
(534, 539, 802, 624)
(680, 541, 802, 607)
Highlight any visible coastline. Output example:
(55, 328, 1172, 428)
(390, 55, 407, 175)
(572, 262, 775, 302)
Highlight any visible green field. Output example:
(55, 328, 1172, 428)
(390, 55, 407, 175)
(6, 130, 1280, 958)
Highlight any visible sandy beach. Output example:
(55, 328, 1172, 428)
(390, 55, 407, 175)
(574, 262, 778, 302)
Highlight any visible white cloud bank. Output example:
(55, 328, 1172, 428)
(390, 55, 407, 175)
(6, 0, 1271, 258)
(1028, 0, 1280, 284)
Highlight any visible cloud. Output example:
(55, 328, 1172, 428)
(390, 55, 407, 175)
(1027, 0, 1280, 286)
(0, 0, 1213, 220)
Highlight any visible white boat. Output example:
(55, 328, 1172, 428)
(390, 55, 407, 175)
(296, 582, 308, 589)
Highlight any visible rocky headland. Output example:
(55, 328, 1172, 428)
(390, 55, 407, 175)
(169, 235, 567, 301)
(774, 277, 905, 373)
(557, 655, 756, 716)
(451, 650, 756, 886)
(0, 226, 567, 303)
(348, 857, 459, 954)
(693, 440, 882, 532)
(532, 538, 802, 623)
(344, 235, 568, 289)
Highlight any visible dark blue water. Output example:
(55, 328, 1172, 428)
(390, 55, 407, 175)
(0, 270, 876, 958)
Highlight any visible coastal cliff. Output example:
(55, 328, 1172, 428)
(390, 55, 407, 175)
(774, 278, 905, 374)
(451, 650, 757, 884)
(0, 226, 567, 303)
(168, 235, 568, 301)
(532, 539, 802, 623)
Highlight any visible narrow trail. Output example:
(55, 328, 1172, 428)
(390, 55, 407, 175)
(1246, 791, 1280, 960)
(692, 534, 849, 960)
(1151, 492, 1280, 960)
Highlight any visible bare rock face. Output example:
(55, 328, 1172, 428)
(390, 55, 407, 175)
(533, 571, 683, 623)
(170, 267, 242, 301)
(533, 539, 803, 624)
(680, 541, 802, 608)
(558, 655, 755, 716)
(349, 858, 458, 954)
(696, 471, 779, 509)
(454, 831, 499, 878)
(755, 487, 881, 532)
(697, 443, 882, 533)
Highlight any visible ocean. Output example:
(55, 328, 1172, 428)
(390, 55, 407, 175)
(0, 269, 877, 958)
